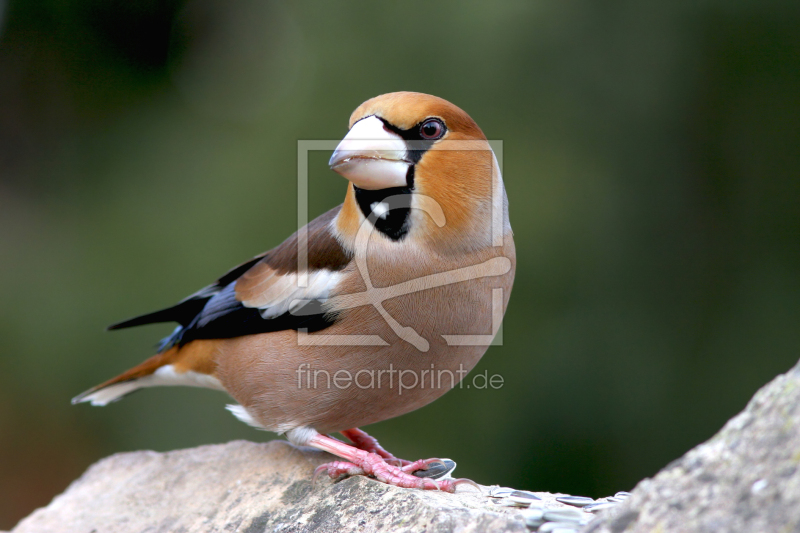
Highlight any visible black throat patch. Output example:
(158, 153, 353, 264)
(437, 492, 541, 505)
(353, 175, 414, 241)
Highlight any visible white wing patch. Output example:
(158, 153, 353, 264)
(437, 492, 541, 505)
(240, 270, 343, 319)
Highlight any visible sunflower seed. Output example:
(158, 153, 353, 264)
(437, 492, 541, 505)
(489, 486, 516, 498)
(509, 500, 533, 508)
(510, 490, 542, 501)
(537, 523, 579, 533)
(583, 501, 619, 512)
(614, 491, 632, 499)
(520, 508, 545, 528)
(494, 498, 528, 508)
(411, 459, 456, 479)
(542, 509, 584, 523)
(555, 495, 595, 507)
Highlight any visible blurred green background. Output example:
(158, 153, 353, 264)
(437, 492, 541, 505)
(1, 0, 799, 528)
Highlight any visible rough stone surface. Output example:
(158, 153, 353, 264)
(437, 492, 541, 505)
(584, 358, 800, 533)
(12, 440, 577, 533)
(16, 359, 800, 532)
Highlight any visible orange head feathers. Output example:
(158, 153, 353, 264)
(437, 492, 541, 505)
(331, 92, 507, 254)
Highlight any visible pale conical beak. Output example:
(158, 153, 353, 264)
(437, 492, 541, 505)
(329, 115, 410, 190)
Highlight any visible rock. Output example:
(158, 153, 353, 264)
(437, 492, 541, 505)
(11, 439, 578, 533)
(19, 361, 800, 533)
(584, 357, 800, 533)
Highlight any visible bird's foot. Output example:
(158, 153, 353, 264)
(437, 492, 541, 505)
(340, 428, 410, 466)
(308, 432, 478, 492)
(313, 452, 477, 492)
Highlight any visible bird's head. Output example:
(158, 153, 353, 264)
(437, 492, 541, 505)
(331, 92, 508, 253)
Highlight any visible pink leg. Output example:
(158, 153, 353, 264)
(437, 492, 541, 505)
(309, 432, 478, 493)
(340, 428, 410, 466)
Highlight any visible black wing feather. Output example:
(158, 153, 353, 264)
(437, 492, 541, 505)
(108, 205, 347, 346)
(173, 284, 334, 346)
(106, 255, 264, 331)
(108, 257, 337, 350)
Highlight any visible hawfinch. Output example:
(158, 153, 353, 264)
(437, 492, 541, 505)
(74, 92, 516, 492)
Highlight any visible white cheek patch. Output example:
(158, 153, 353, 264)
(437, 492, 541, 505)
(370, 201, 390, 219)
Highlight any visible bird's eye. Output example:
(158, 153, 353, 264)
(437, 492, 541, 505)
(420, 119, 445, 140)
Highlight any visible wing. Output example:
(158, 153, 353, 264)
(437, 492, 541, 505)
(108, 205, 353, 348)
(106, 255, 263, 330)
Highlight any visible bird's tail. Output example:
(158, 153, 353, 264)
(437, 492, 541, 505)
(72, 340, 225, 406)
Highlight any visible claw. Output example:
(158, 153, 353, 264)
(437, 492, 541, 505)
(446, 478, 482, 493)
(312, 464, 328, 487)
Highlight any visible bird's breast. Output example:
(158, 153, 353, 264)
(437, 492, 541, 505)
(215, 235, 515, 434)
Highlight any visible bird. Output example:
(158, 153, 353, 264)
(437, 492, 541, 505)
(73, 92, 516, 492)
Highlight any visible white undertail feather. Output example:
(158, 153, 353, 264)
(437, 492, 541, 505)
(226, 404, 267, 430)
(74, 381, 142, 407)
(73, 365, 226, 407)
(285, 426, 319, 446)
